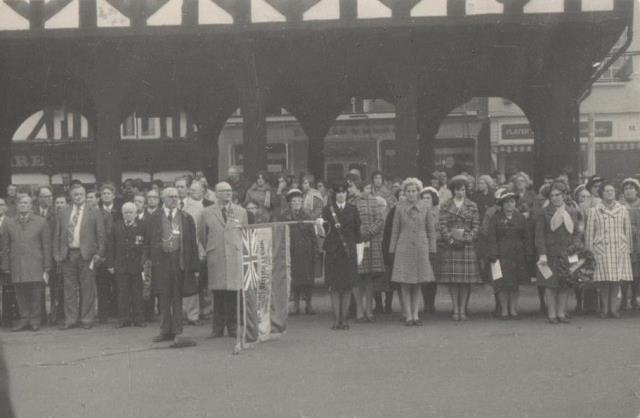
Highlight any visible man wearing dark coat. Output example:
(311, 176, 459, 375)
(97, 183, 119, 323)
(1, 196, 52, 331)
(146, 188, 200, 343)
(107, 202, 148, 328)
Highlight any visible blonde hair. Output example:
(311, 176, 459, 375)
(401, 177, 423, 192)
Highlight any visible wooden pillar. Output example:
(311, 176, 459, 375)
(392, 65, 420, 178)
(529, 80, 580, 187)
(84, 48, 126, 186)
(418, 117, 439, 183)
(197, 116, 228, 186)
(235, 42, 270, 181)
(0, 134, 12, 195)
(307, 135, 325, 181)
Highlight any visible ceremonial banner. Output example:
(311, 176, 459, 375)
(237, 222, 292, 352)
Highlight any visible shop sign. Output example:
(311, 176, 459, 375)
(501, 121, 613, 140)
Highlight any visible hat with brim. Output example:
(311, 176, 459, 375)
(285, 188, 303, 202)
(421, 186, 439, 196)
(331, 182, 349, 194)
(586, 175, 605, 191)
(494, 188, 518, 205)
(622, 177, 640, 192)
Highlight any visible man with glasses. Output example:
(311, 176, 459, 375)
(37, 186, 58, 324)
(197, 182, 247, 338)
(146, 188, 200, 344)
(145, 190, 161, 217)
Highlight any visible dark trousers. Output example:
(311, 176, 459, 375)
(422, 282, 437, 313)
(117, 273, 144, 324)
(1, 283, 19, 327)
(212, 290, 237, 335)
(62, 249, 96, 326)
(96, 266, 117, 321)
(14, 283, 43, 327)
(48, 270, 65, 322)
(159, 268, 183, 337)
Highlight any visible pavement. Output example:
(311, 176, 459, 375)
(1, 285, 640, 418)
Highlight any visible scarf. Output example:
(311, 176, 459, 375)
(550, 204, 574, 234)
(303, 189, 323, 212)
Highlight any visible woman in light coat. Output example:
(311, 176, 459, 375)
(585, 181, 634, 318)
(389, 178, 436, 326)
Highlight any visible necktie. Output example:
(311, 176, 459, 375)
(180, 200, 185, 210)
(167, 210, 173, 222)
(68, 206, 80, 245)
(222, 206, 227, 223)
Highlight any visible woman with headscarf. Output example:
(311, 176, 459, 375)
(486, 188, 533, 319)
(322, 182, 361, 330)
(278, 189, 318, 315)
(585, 181, 634, 318)
(437, 176, 482, 321)
(619, 177, 640, 310)
(534, 181, 580, 323)
(389, 178, 437, 326)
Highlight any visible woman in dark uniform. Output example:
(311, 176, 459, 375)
(486, 188, 533, 319)
(278, 189, 318, 315)
(323, 182, 361, 330)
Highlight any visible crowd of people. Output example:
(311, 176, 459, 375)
(0, 165, 638, 340)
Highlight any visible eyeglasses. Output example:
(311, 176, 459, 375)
(217, 189, 232, 193)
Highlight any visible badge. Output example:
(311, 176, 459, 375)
(568, 254, 579, 264)
(135, 236, 144, 245)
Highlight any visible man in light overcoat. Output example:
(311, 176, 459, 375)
(197, 182, 247, 338)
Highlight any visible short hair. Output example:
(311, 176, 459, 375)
(449, 178, 468, 192)
(17, 195, 32, 204)
(510, 172, 531, 187)
(161, 187, 178, 198)
(38, 186, 53, 196)
(420, 188, 440, 206)
(70, 183, 85, 193)
(549, 181, 568, 195)
(401, 177, 423, 192)
(121, 202, 136, 212)
(174, 177, 189, 187)
(100, 183, 116, 193)
(146, 190, 160, 198)
(55, 195, 68, 202)
(133, 192, 146, 201)
(598, 181, 617, 199)
(152, 179, 165, 189)
(371, 171, 384, 181)
(302, 174, 316, 188)
(478, 175, 495, 190)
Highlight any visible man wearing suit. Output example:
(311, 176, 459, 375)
(53, 184, 106, 329)
(96, 183, 119, 323)
(197, 182, 248, 338)
(146, 188, 200, 343)
(107, 203, 148, 328)
(1, 196, 52, 331)
(36, 186, 58, 324)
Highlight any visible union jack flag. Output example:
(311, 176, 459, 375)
(242, 228, 260, 291)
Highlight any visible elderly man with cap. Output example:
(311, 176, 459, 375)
(145, 188, 200, 343)
(620, 177, 640, 310)
(197, 181, 248, 338)
(2, 195, 52, 331)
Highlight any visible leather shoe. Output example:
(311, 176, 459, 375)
(59, 324, 76, 330)
(82, 323, 93, 330)
(133, 322, 147, 328)
(30, 324, 40, 331)
(11, 323, 29, 332)
(208, 331, 224, 339)
(152, 334, 175, 343)
(558, 317, 570, 324)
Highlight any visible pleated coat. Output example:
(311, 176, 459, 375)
(389, 200, 436, 284)
(197, 203, 248, 291)
(354, 195, 386, 274)
(585, 202, 633, 282)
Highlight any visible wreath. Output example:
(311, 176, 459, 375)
(556, 243, 596, 288)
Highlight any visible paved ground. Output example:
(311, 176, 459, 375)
(1, 285, 640, 418)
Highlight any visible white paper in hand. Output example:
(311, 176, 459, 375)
(490, 260, 503, 281)
(537, 260, 553, 280)
(356, 243, 365, 266)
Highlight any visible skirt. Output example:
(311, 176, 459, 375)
(437, 244, 482, 284)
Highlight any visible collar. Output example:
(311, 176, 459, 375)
(125, 220, 135, 226)
(103, 203, 113, 211)
(147, 207, 157, 214)
(164, 207, 174, 217)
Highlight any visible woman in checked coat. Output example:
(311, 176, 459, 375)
(585, 181, 634, 318)
(389, 178, 436, 326)
(437, 177, 481, 321)
(351, 181, 386, 322)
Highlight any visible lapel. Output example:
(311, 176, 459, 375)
(212, 204, 225, 228)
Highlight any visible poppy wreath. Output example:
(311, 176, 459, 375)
(557, 243, 596, 288)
